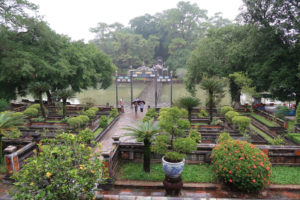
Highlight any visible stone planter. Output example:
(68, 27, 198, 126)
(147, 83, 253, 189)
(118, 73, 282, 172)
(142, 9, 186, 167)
(162, 156, 185, 178)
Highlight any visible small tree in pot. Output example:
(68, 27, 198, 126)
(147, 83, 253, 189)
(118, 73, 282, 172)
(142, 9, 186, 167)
(151, 107, 197, 178)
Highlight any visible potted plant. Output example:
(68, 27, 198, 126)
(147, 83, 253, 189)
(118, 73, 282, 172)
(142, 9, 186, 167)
(151, 107, 197, 178)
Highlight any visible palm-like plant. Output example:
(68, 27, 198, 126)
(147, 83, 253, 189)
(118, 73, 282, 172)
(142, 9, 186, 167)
(55, 89, 75, 118)
(123, 118, 160, 172)
(0, 112, 25, 163)
(200, 77, 225, 124)
(28, 82, 50, 118)
(178, 96, 200, 122)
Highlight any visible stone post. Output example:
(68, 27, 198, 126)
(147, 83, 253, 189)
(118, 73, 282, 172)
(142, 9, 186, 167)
(4, 145, 18, 181)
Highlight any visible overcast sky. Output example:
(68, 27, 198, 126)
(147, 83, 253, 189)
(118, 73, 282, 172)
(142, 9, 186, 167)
(30, 0, 243, 42)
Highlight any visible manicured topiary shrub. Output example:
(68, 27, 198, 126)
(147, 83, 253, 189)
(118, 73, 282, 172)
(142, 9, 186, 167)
(110, 108, 119, 118)
(211, 140, 272, 192)
(99, 116, 109, 128)
(232, 116, 251, 135)
(217, 132, 232, 143)
(67, 115, 89, 129)
(29, 104, 40, 110)
(24, 108, 39, 118)
(0, 99, 9, 111)
(225, 111, 239, 124)
(142, 116, 151, 122)
(220, 106, 234, 116)
(145, 108, 158, 118)
(188, 128, 201, 143)
(296, 105, 300, 125)
(82, 107, 98, 119)
(198, 109, 208, 118)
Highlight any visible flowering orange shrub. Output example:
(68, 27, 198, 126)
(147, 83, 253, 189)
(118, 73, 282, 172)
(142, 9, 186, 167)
(211, 140, 272, 192)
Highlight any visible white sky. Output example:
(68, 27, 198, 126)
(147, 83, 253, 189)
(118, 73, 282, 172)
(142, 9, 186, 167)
(31, 0, 243, 42)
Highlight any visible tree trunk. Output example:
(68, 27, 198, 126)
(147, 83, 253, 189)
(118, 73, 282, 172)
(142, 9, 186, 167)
(0, 136, 3, 164)
(63, 98, 67, 118)
(46, 90, 53, 106)
(39, 94, 46, 118)
(209, 90, 213, 124)
(143, 139, 151, 173)
(188, 109, 192, 123)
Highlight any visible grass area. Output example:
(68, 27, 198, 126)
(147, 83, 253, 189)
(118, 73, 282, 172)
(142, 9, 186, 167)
(250, 113, 279, 127)
(285, 133, 300, 144)
(119, 163, 217, 183)
(271, 166, 300, 184)
(119, 163, 300, 185)
(250, 124, 273, 143)
(192, 122, 209, 126)
(160, 83, 231, 106)
(288, 120, 295, 132)
(75, 83, 146, 105)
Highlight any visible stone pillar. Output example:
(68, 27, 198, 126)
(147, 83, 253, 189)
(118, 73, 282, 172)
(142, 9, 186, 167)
(4, 145, 18, 180)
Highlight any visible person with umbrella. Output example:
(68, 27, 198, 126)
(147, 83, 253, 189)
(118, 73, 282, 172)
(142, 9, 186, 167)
(140, 101, 144, 112)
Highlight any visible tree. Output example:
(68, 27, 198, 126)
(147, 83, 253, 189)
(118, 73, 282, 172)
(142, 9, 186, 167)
(28, 82, 50, 118)
(12, 132, 105, 199)
(55, 89, 75, 118)
(177, 96, 200, 122)
(0, 111, 25, 164)
(200, 77, 225, 123)
(123, 118, 160, 172)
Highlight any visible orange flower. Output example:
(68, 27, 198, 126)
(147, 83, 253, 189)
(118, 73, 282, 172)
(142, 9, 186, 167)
(252, 179, 256, 183)
(229, 179, 232, 183)
(266, 167, 270, 170)
(253, 165, 257, 169)
(229, 171, 232, 174)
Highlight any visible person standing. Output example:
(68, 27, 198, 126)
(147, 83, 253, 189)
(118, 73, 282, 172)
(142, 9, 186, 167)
(140, 102, 144, 112)
(134, 101, 138, 113)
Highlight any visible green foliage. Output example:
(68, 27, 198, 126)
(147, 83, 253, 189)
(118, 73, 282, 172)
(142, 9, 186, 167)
(78, 128, 95, 143)
(173, 137, 197, 154)
(275, 106, 291, 120)
(210, 117, 223, 126)
(11, 132, 105, 199)
(211, 140, 272, 192)
(220, 106, 234, 116)
(123, 118, 160, 142)
(250, 113, 278, 127)
(3, 128, 22, 139)
(225, 111, 239, 124)
(232, 116, 251, 135)
(217, 132, 232, 143)
(82, 107, 98, 119)
(229, 72, 256, 98)
(24, 108, 39, 118)
(145, 108, 158, 118)
(198, 109, 208, 118)
(151, 134, 170, 156)
(188, 128, 201, 143)
(142, 116, 151, 122)
(67, 115, 89, 129)
(271, 166, 300, 185)
(165, 152, 185, 162)
(28, 104, 40, 110)
(99, 116, 109, 128)
(109, 108, 119, 118)
(0, 99, 9, 112)
(296, 105, 300, 125)
(269, 135, 285, 145)
(286, 133, 300, 145)
(31, 117, 44, 122)
(177, 96, 200, 122)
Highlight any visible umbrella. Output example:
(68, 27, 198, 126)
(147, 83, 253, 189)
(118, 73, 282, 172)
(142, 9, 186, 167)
(132, 100, 145, 105)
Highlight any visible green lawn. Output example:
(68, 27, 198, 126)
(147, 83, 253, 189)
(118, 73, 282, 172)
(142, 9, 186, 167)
(250, 124, 273, 143)
(250, 113, 279, 127)
(118, 163, 300, 185)
(286, 133, 300, 144)
(119, 162, 217, 183)
(160, 83, 231, 106)
(271, 166, 300, 184)
(75, 83, 146, 106)
(288, 120, 295, 132)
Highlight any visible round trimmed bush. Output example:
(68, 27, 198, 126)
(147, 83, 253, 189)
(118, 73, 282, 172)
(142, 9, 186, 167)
(110, 108, 119, 118)
(198, 109, 208, 118)
(217, 132, 232, 143)
(221, 106, 234, 116)
(232, 116, 251, 135)
(225, 111, 239, 124)
(188, 128, 201, 143)
(99, 116, 109, 128)
(211, 140, 272, 192)
(145, 108, 158, 118)
(24, 108, 39, 118)
(29, 104, 40, 110)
